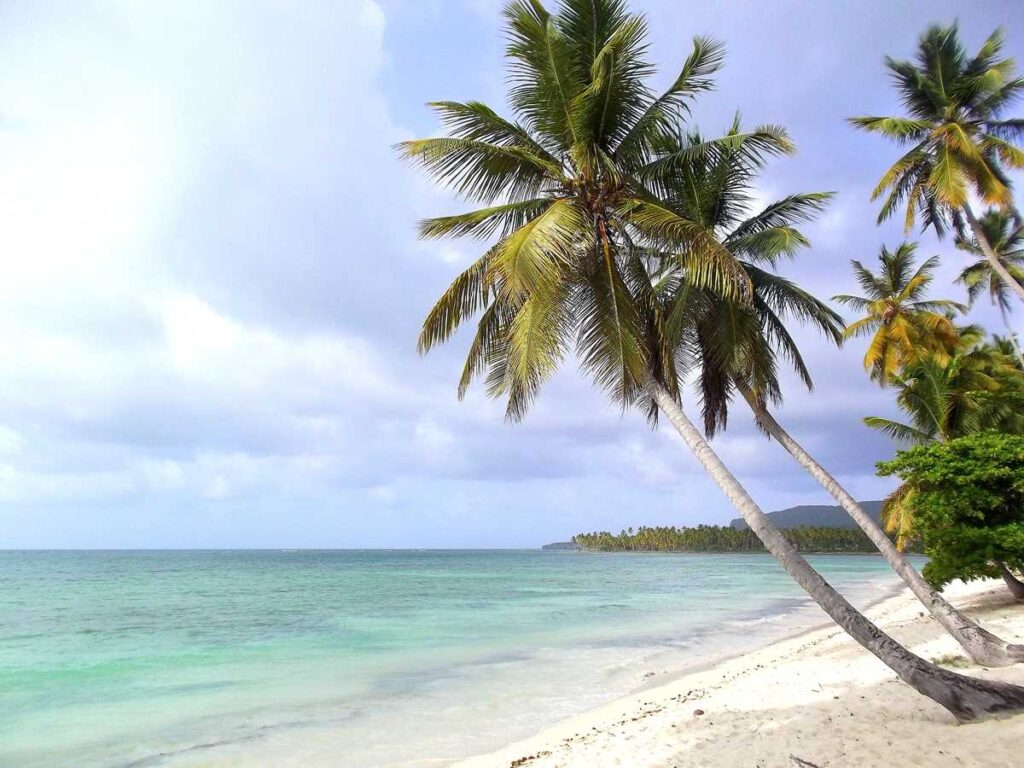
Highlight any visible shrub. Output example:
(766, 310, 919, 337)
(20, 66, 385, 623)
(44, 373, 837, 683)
(876, 432, 1024, 588)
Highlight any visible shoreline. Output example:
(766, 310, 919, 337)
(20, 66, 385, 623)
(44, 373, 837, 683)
(566, 550, 916, 556)
(453, 579, 1024, 768)
(625, 574, 907, 699)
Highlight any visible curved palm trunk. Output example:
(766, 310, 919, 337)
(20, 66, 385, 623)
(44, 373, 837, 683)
(735, 382, 1024, 668)
(998, 308, 1024, 364)
(963, 204, 1024, 303)
(645, 376, 1024, 722)
(998, 563, 1024, 602)
(999, 313, 1024, 364)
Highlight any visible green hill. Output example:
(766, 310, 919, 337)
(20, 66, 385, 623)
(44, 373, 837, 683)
(729, 501, 884, 531)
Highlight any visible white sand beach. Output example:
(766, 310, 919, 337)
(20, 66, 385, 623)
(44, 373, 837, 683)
(455, 579, 1024, 768)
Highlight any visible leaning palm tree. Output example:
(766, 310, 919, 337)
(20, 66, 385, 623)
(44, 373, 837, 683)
(403, 0, 1024, 719)
(956, 208, 1024, 344)
(645, 127, 1024, 666)
(726, 325, 1024, 668)
(833, 242, 963, 384)
(850, 24, 1024, 303)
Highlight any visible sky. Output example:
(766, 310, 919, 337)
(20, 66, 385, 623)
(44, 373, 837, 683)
(0, 0, 1022, 549)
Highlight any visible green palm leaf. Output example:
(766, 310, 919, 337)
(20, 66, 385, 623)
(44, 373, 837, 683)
(490, 199, 589, 297)
(419, 199, 555, 240)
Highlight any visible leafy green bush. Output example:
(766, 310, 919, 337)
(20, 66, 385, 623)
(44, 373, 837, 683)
(877, 432, 1024, 588)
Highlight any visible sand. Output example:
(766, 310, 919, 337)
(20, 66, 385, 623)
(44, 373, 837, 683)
(453, 579, 1024, 768)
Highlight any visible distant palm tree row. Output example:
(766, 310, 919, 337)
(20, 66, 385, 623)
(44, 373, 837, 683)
(402, 0, 1024, 719)
(573, 525, 921, 554)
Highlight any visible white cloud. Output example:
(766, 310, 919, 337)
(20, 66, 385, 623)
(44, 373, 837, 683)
(2, 0, 1011, 547)
(0, 0, 422, 520)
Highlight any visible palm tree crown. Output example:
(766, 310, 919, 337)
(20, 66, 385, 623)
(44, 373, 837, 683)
(399, 0, 779, 421)
(638, 122, 841, 434)
(956, 207, 1024, 320)
(850, 24, 1024, 234)
(864, 333, 1023, 444)
(833, 242, 964, 384)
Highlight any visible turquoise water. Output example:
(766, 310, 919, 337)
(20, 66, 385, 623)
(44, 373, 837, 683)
(0, 550, 913, 767)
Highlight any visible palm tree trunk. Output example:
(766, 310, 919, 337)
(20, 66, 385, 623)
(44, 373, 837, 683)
(735, 382, 1024, 667)
(998, 562, 1024, 602)
(998, 306, 1024, 363)
(963, 204, 1024, 303)
(644, 376, 1024, 722)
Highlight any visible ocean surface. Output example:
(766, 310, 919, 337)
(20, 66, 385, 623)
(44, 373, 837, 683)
(0, 550, 918, 768)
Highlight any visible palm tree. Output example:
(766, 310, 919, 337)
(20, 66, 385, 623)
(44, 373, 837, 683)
(632, 121, 838, 431)
(850, 24, 1024, 303)
(956, 208, 1024, 345)
(405, 0, 1024, 720)
(866, 356, 982, 444)
(993, 334, 1024, 371)
(833, 242, 963, 384)
(865, 332, 1024, 443)
(868, 335, 1024, 595)
(644, 128, 1024, 666)
(401, 3, 766, 422)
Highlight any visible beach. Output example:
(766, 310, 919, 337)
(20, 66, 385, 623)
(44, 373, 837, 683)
(455, 579, 1024, 768)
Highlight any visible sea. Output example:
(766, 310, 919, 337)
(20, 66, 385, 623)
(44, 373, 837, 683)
(0, 549, 918, 767)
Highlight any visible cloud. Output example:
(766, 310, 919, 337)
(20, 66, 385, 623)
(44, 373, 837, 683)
(0, 0, 1021, 547)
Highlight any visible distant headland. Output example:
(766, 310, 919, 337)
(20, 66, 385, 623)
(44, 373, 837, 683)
(545, 501, 902, 554)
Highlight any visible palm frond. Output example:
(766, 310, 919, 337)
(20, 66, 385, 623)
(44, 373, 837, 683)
(881, 482, 919, 551)
(928, 143, 969, 208)
(575, 239, 647, 404)
(458, 298, 515, 399)
(429, 100, 561, 161)
(832, 294, 873, 313)
(756, 297, 813, 390)
(621, 198, 753, 301)
(848, 116, 932, 143)
(569, 13, 651, 148)
(863, 416, 933, 443)
(419, 199, 555, 240)
(503, 286, 574, 421)
(397, 137, 562, 202)
(419, 252, 493, 353)
(613, 35, 726, 164)
(727, 192, 833, 240)
(504, 0, 586, 149)
(489, 199, 589, 296)
(746, 266, 844, 345)
(639, 126, 793, 182)
(987, 118, 1024, 142)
